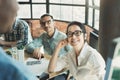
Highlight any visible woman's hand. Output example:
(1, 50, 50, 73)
(57, 38, 68, 49)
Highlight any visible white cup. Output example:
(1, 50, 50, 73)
(17, 49, 24, 63)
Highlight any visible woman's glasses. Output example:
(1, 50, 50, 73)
(67, 30, 82, 37)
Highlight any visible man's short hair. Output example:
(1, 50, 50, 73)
(40, 13, 54, 20)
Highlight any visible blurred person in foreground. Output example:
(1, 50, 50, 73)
(48, 21, 106, 80)
(0, 0, 38, 80)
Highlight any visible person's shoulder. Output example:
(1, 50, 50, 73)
(81, 43, 98, 56)
(56, 29, 67, 38)
(0, 60, 19, 80)
(39, 32, 47, 37)
(16, 18, 26, 22)
(0, 48, 37, 80)
(86, 43, 104, 59)
(84, 43, 95, 51)
(16, 18, 28, 26)
(34, 32, 47, 40)
(14, 20, 29, 31)
(57, 30, 66, 35)
(0, 48, 9, 62)
(0, 48, 16, 68)
(86, 44, 99, 54)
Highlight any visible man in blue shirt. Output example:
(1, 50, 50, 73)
(25, 14, 72, 59)
(0, 0, 38, 80)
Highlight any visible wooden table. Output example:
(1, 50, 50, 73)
(25, 52, 68, 79)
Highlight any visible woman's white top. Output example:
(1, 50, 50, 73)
(54, 43, 106, 80)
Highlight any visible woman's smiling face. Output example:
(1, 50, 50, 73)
(67, 25, 85, 48)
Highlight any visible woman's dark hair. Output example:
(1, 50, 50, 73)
(66, 21, 86, 34)
(40, 13, 54, 20)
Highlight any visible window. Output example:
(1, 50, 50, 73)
(32, 5, 46, 18)
(88, 8, 93, 27)
(94, 9, 99, 30)
(73, 7, 85, 23)
(32, 0, 45, 3)
(17, 0, 100, 30)
(17, 0, 29, 2)
(87, 0, 100, 30)
(17, 4, 31, 18)
(50, 0, 85, 23)
(17, 0, 46, 19)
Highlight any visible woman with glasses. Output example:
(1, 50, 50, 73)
(48, 21, 105, 80)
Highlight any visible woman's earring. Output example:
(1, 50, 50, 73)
(84, 34, 87, 41)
